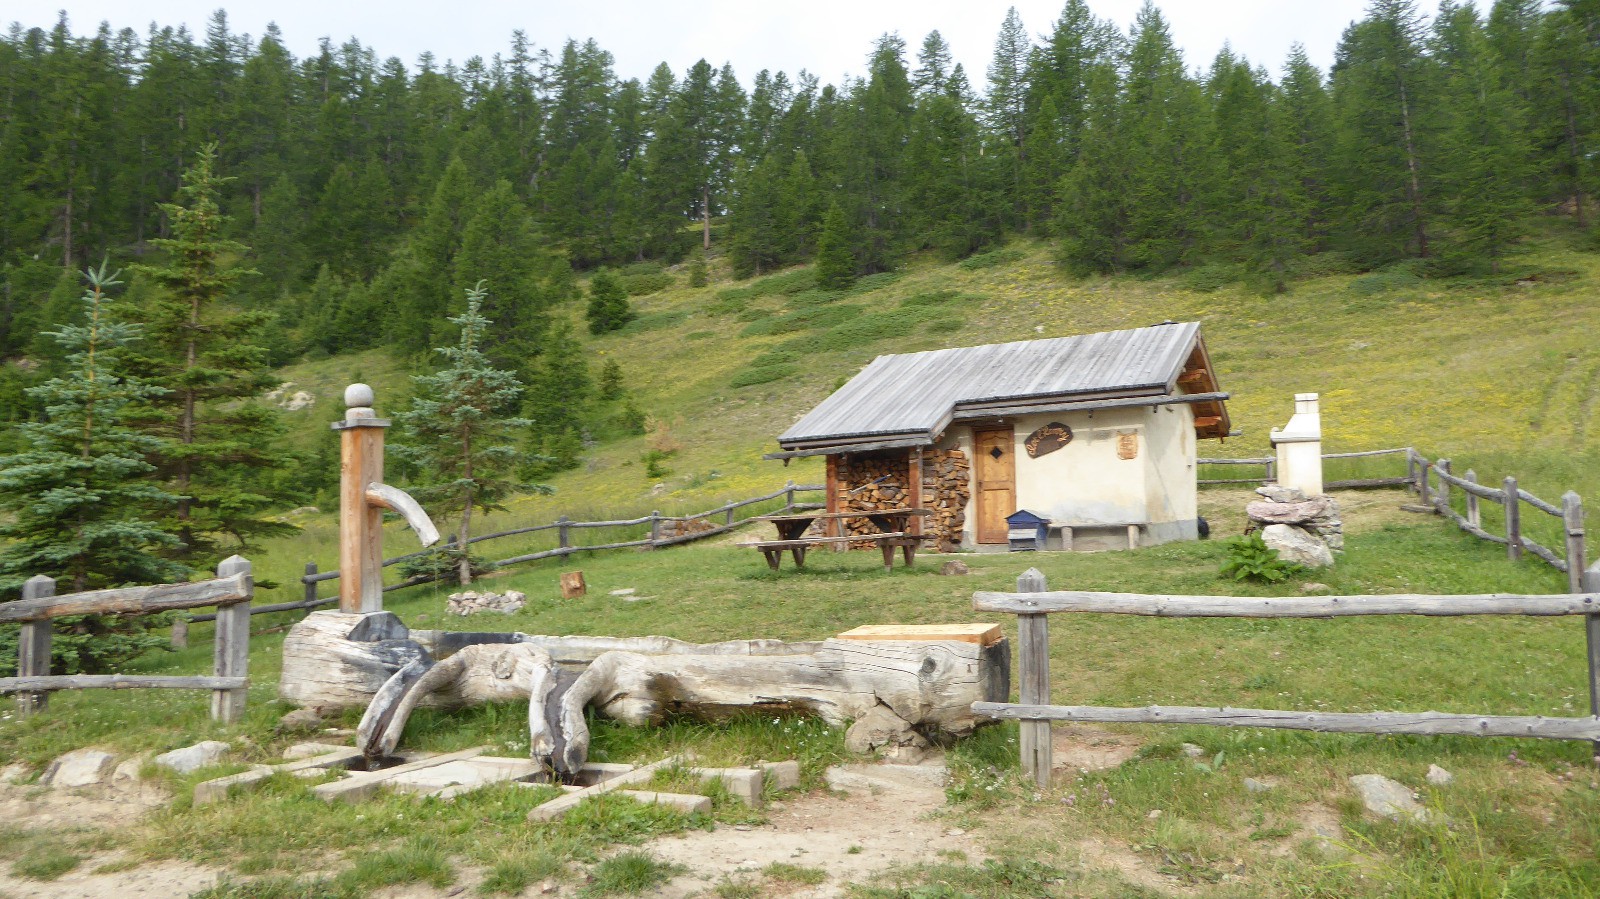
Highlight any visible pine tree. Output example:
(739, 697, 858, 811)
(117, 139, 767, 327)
(814, 201, 857, 289)
(585, 267, 633, 334)
(527, 320, 592, 452)
(1055, 62, 1128, 273)
(0, 263, 184, 672)
(129, 144, 291, 561)
(393, 281, 544, 586)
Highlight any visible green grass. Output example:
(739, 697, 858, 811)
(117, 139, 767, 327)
(581, 851, 683, 896)
(9, 846, 82, 881)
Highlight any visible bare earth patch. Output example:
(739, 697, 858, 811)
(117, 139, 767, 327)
(1051, 725, 1144, 774)
(645, 761, 983, 898)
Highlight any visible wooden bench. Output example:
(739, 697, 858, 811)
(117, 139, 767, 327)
(749, 532, 933, 572)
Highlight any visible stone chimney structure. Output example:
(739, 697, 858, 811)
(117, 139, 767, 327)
(1270, 393, 1323, 496)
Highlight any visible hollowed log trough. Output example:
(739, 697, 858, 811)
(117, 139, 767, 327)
(279, 611, 1009, 778)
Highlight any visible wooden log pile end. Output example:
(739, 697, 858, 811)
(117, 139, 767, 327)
(923, 449, 971, 551)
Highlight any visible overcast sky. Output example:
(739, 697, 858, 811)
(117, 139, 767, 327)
(19, 1, 1392, 85)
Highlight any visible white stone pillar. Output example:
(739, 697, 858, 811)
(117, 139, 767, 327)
(1270, 393, 1323, 496)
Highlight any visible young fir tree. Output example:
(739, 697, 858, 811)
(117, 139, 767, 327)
(814, 201, 857, 289)
(393, 281, 545, 586)
(0, 263, 185, 672)
(585, 268, 633, 334)
(130, 144, 291, 562)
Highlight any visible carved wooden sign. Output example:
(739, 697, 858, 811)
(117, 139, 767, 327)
(1024, 422, 1072, 458)
(1117, 431, 1139, 460)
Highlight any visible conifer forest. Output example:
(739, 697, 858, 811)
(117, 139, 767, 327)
(0, 0, 1597, 588)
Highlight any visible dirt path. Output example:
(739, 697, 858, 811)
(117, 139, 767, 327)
(646, 762, 983, 898)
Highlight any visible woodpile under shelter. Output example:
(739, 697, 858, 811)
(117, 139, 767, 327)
(766, 321, 1231, 551)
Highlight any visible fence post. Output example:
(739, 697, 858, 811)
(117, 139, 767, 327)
(1581, 561, 1600, 763)
(649, 511, 663, 547)
(1016, 568, 1052, 788)
(725, 503, 736, 527)
(170, 616, 189, 651)
(1406, 451, 1418, 494)
(211, 555, 252, 724)
(303, 561, 318, 615)
(1419, 458, 1432, 507)
(1465, 470, 1481, 527)
(1505, 476, 1523, 562)
(16, 575, 54, 715)
(1436, 459, 1451, 512)
(785, 481, 796, 511)
(557, 516, 572, 553)
(1564, 492, 1585, 595)
(1264, 458, 1275, 485)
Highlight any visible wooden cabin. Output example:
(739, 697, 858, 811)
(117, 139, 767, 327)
(766, 322, 1230, 551)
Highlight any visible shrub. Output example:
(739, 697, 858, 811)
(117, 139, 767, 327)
(730, 364, 799, 388)
(1348, 261, 1424, 296)
(924, 317, 966, 334)
(397, 546, 495, 584)
(901, 289, 961, 307)
(957, 247, 1025, 270)
(621, 272, 673, 296)
(1218, 532, 1304, 583)
(1180, 263, 1242, 293)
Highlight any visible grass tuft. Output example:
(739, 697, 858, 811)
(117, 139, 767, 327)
(581, 851, 683, 896)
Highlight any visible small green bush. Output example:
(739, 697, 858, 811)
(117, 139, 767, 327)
(1348, 261, 1425, 295)
(1218, 532, 1305, 583)
(730, 364, 799, 388)
(924, 317, 966, 334)
(582, 852, 682, 897)
(1180, 263, 1243, 293)
(621, 272, 673, 296)
(901, 289, 961, 307)
(846, 271, 903, 293)
(957, 248, 1025, 270)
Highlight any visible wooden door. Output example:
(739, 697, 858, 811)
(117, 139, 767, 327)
(973, 427, 1016, 544)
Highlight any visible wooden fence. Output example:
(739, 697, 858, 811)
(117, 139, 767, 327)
(276, 481, 825, 615)
(1198, 446, 1414, 488)
(0, 556, 254, 722)
(973, 568, 1600, 786)
(1408, 449, 1586, 584)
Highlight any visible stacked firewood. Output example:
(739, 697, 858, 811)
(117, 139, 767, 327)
(921, 449, 971, 551)
(838, 455, 911, 547)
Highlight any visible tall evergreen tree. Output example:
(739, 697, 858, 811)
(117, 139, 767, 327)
(129, 144, 290, 561)
(0, 262, 183, 596)
(394, 281, 542, 586)
(585, 267, 633, 334)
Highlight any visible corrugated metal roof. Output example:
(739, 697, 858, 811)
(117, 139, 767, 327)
(778, 321, 1204, 448)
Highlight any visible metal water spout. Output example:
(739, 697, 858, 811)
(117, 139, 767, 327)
(332, 383, 441, 614)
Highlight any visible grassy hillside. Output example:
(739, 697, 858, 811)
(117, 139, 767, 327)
(240, 229, 1600, 608)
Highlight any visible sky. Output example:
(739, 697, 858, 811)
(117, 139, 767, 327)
(16, 1, 1388, 86)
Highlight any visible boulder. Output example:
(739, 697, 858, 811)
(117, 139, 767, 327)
(1246, 497, 1331, 525)
(1256, 485, 1308, 503)
(939, 560, 971, 576)
(154, 740, 231, 775)
(42, 748, 116, 787)
(276, 706, 326, 734)
(1350, 774, 1434, 823)
(1261, 524, 1334, 569)
(845, 704, 930, 757)
(1425, 764, 1454, 786)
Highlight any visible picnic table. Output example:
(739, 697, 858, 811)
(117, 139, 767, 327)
(749, 509, 934, 572)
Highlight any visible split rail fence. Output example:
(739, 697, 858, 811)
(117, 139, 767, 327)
(973, 568, 1600, 786)
(1197, 446, 1413, 489)
(274, 481, 825, 617)
(0, 556, 254, 722)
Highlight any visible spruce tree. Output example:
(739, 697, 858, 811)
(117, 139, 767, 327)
(0, 263, 185, 672)
(814, 201, 857, 289)
(585, 267, 633, 334)
(527, 320, 593, 466)
(129, 144, 291, 561)
(393, 281, 544, 586)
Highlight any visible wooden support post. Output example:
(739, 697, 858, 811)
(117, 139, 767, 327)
(649, 511, 662, 546)
(1436, 459, 1451, 512)
(1582, 562, 1600, 763)
(1466, 470, 1481, 527)
(908, 449, 923, 537)
(557, 516, 572, 552)
(1419, 459, 1432, 507)
(1505, 476, 1523, 562)
(725, 504, 735, 527)
(825, 454, 842, 550)
(1565, 492, 1586, 595)
(1016, 568, 1052, 788)
(170, 616, 189, 650)
(1265, 458, 1275, 484)
(784, 481, 796, 512)
(1406, 451, 1418, 494)
(334, 385, 388, 613)
(303, 561, 318, 615)
(211, 555, 252, 724)
(16, 575, 54, 715)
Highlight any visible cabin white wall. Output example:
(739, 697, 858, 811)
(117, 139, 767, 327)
(941, 405, 1200, 550)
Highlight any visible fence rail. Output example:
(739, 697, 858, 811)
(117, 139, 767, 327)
(975, 568, 1600, 786)
(1198, 447, 1412, 489)
(2, 556, 254, 722)
(277, 482, 824, 612)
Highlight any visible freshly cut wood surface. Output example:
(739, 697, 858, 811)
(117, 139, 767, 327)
(974, 702, 1600, 741)
(835, 623, 1002, 646)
